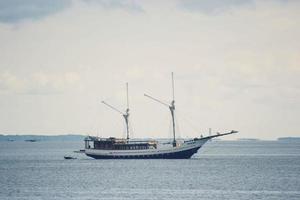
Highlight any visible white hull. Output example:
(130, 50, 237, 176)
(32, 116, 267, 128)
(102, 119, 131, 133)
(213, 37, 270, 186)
(85, 138, 210, 159)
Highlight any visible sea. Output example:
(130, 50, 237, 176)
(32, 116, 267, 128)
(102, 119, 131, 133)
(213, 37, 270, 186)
(0, 140, 299, 200)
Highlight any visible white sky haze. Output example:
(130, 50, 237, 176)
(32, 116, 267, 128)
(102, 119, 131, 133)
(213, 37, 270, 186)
(0, 0, 300, 140)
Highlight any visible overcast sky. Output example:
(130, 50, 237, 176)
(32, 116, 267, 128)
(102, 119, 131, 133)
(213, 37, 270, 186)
(0, 0, 299, 140)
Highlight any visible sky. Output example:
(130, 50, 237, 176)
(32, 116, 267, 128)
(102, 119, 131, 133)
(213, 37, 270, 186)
(0, 0, 299, 140)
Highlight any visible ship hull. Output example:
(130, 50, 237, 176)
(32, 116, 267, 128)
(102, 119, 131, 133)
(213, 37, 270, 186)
(85, 138, 209, 159)
(86, 145, 201, 159)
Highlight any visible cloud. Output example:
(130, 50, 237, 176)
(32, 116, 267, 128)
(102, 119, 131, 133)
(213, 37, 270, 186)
(178, 0, 300, 14)
(82, 0, 144, 13)
(0, 0, 72, 23)
(179, 0, 255, 14)
(0, 0, 143, 24)
(0, 71, 81, 95)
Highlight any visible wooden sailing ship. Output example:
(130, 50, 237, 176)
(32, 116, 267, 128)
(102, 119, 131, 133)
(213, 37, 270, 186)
(84, 73, 237, 159)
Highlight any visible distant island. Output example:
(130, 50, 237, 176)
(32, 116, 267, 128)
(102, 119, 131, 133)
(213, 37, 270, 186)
(0, 134, 85, 142)
(237, 138, 260, 141)
(277, 137, 300, 142)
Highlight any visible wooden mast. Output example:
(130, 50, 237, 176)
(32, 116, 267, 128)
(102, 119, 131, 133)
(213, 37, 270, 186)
(170, 72, 176, 147)
(125, 82, 130, 140)
(144, 72, 177, 147)
(102, 83, 130, 140)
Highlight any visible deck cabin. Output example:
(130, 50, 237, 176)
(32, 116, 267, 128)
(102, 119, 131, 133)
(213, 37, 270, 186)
(84, 136, 157, 150)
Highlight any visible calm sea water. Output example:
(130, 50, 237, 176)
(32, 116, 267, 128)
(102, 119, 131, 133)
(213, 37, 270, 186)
(0, 140, 300, 200)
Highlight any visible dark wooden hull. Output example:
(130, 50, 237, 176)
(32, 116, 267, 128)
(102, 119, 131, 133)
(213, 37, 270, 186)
(85, 146, 201, 159)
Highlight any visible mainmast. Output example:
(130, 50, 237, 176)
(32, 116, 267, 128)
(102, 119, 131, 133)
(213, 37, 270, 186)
(145, 72, 177, 147)
(170, 72, 176, 147)
(125, 82, 129, 140)
(102, 83, 130, 140)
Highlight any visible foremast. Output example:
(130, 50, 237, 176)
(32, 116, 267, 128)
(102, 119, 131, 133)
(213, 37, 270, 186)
(102, 83, 130, 140)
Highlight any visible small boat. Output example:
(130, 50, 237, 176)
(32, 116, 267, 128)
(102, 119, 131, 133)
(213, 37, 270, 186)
(73, 149, 85, 153)
(64, 156, 77, 160)
(25, 139, 38, 142)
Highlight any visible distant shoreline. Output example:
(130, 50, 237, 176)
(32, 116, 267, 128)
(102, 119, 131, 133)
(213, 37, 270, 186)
(277, 137, 300, 142)
(1, 134, 299, 142)
(0, 134, 85, 141)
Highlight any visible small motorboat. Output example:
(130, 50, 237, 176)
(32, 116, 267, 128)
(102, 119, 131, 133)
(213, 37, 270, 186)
(64, 156, 77, 160)
(73, 149, 85, 153)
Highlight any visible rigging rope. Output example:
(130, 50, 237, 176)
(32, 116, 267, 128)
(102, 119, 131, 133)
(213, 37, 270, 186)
(175, 108, 204, 137)
(174, 114, 181, 139)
